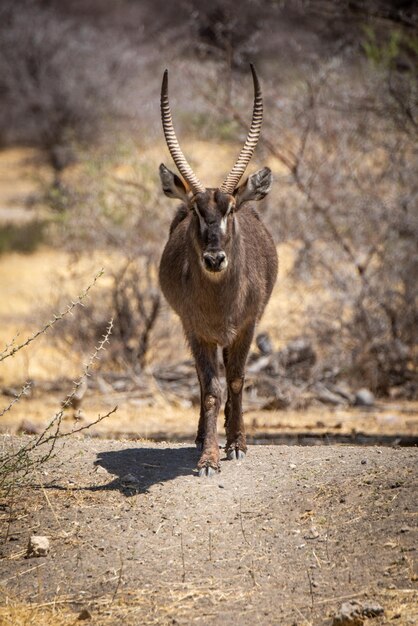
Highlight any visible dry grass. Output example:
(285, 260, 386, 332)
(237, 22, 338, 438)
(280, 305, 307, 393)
(1, 387, 418, 440)
(0, 582, 254, 625)
(1, 586, 416, 625)
(0, 147, 48, 224)
(0, 602, 76, 626)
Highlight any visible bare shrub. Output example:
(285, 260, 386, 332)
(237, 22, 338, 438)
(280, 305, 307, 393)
(45, 145, 167, 372)
(0, 0, 145, 181)
(199, 24, 417, 396)
(54, 260, 161, 373)
(0, 277, 116, 495)
(262, 51, 418, 395)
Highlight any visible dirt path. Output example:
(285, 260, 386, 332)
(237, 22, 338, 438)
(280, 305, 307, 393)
(1, 436, 417, 625)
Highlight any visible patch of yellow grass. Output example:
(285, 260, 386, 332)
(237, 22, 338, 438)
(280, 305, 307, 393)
(0, 239, 311, 387)
(0, 148, 47, 221)
(1, 588, 416, 626)
(0, 602, 76, 626)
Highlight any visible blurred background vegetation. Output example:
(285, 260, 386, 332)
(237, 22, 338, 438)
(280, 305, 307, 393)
(0, 0, 417, 435)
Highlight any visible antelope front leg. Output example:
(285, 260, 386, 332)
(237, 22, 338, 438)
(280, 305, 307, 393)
(190, 337, 221, 477)
(223, 324, 255, 461)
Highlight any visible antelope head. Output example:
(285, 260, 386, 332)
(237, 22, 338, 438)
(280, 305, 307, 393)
(159, 65, 272, 275)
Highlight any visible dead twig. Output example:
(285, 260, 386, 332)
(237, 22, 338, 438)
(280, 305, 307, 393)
(0, 383, 31, 418)
(306, 568, 314, 608)
(180, 531, 186, 583)
(0, 269, 104, 363)
(0, 319, 116, 492)
(239, 497, 251, 547)
(111, 553, 124, 604)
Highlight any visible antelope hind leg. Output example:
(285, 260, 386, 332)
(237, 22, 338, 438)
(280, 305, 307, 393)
(223, 325, 254, 461)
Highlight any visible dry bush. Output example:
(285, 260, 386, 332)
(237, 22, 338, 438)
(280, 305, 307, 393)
(44, 145, 169, 372)
(193, 20, 417, 396)
(0, 0, 150, 182)
(0, 275, 116, 494)
(259, 43, 418, 395)
(53, 261, 162, 373)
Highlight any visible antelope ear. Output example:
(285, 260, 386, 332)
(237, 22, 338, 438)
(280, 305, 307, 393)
(234, 167, 272, 208)
(159, 164, 190, 202)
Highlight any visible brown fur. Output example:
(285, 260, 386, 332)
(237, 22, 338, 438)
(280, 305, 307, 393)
(159, 177, 278, 474)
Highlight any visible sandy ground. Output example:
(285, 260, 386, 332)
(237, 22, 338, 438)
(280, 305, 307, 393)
(0, 436, 417, 625)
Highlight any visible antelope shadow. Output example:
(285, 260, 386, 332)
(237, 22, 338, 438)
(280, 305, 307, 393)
(93, 445, 199, 495)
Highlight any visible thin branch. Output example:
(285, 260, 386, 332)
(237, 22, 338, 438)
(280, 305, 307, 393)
(0, 269, 104, 363)
(0, 382, 32, 418)
(307, 568, 314, 608)
(0, 319, 116, 490)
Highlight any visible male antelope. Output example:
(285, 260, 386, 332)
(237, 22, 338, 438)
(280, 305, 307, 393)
(159, 65, 278, 476)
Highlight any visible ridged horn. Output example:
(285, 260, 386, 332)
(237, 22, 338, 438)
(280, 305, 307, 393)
(161, 70, 205, 195)
(219, 64, 263, 194)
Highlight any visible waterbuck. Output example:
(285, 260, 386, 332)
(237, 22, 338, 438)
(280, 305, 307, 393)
(159, 65, 278, 476)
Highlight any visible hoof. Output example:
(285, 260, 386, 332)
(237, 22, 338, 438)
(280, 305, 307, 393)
(198, 465, 217, 478)
(226, 447, 246, 461)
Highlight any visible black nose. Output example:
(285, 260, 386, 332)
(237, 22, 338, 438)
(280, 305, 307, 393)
(203, 251, 226, 272)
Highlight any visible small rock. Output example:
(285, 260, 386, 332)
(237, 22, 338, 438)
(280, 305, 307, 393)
(120, 474, 140, 491)
(332, 600, 384, 625)
(399, 526, 411, 533)
(77, 608, 92, 620)
(304, 526, 320, 540)
(354, 388, 375, 407)
(361, 459, 367, 465)
(362, 601, 384, 618)
(289, 463, 297, 470)
(94, 465, 109, 476)
(256, 332, 273, 355)
(27, 535, 50, 558)
(121, 473, 139, 485)
(332, 601, 364, 625)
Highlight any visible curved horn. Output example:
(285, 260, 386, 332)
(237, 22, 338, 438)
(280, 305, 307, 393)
(219, 64, 263, 194)
(161, 70, 205, 195)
